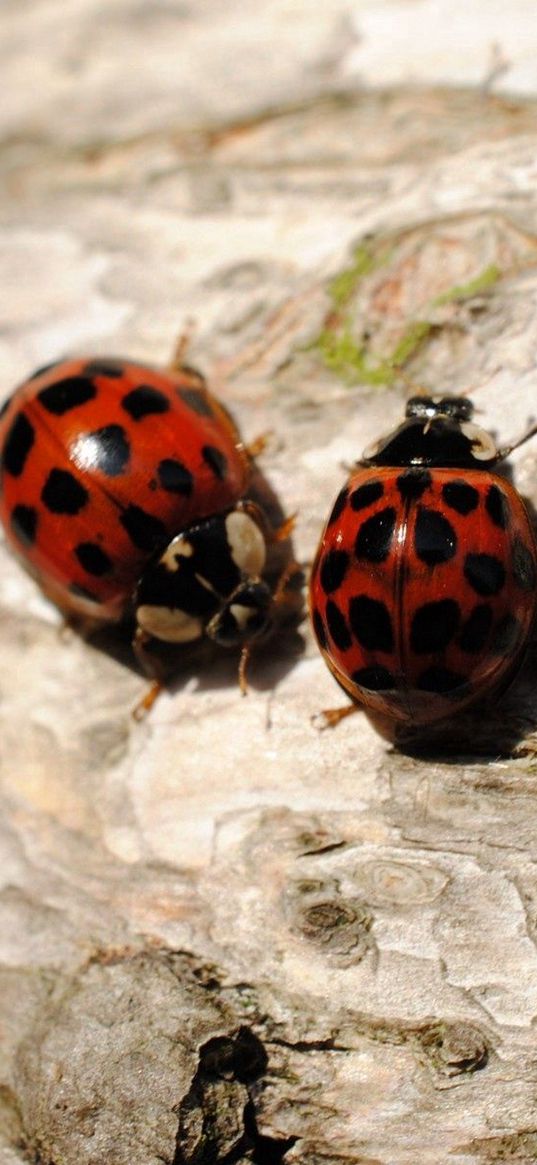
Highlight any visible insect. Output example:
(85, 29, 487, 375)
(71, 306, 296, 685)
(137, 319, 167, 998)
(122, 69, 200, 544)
(309, 394, 537, 729)
(0, 355, 297, 711)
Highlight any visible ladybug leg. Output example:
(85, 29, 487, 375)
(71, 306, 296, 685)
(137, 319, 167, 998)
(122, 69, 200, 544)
(132, 680, 164, 722)
(169, 320, 197, 371)
(234, 563, 304, 696)
(238, 646, 250, 696)
(168, 325, 210, 392)
(312, 702, 362, 731)
(58, 612, 104, 642)
(269, 513, 297, 544)
(496, 420, 537, 461)
(245, 431, 274, 459)
(131, 627, 168, 720)
(273, 560, 304, 609)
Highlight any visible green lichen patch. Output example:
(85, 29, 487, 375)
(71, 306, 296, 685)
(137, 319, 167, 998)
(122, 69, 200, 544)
(433, 263, 502, 306)
(328, 240, 390, 309)
(313, 228, 512, 389)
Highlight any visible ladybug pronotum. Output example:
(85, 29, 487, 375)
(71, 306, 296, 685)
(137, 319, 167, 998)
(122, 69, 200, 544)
(309, 394, 537, 728)
(0, 355, 296, 706)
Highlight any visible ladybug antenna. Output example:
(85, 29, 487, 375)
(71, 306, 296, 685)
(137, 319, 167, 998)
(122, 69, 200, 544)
(393, 367, 431, 400)
(169, 318, 197, 371)
(454, 366, 501, 400)
(396, 363, 501, 409)
(496, 418, 537, 462)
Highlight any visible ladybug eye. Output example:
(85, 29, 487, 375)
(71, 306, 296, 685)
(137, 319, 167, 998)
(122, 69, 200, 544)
(405, 396, 435, 419)
(438, 397, 474, 421)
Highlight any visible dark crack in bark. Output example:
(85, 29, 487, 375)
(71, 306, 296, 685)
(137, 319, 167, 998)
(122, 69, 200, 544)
(174, 1027, 297, 1165)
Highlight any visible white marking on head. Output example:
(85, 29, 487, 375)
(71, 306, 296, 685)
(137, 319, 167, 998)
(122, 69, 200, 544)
(159, 534, 194, 571)
(225, 510, 266, 576)
(461, 422, 497, 461)
(229, 602, 254, 631)
(362, 437, 383, 461)
(136, 604, 203, 643)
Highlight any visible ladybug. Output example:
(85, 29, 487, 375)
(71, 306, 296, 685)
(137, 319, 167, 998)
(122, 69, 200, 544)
(0, 355, 296, 709)
(309, 394, 537, 729)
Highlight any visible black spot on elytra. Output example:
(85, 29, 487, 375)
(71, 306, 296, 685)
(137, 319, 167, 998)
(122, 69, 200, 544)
(327, 487, 349, 525)
(459, 604, 493, 653)
(27, 360, 61, 381)
(491, 614, 522, 655)
(325, 599, 352, 651)
(396, 469, 432, 501)
(349, 480, 384, 511)
(122, 385, 171, 420)
(485, 484, 509, 529)
(464, 553, 506, 597)
(355, 506, 396, 563)
(415, 508, 457, 566)
(119, 504, 168, 552)
(202, 445, 228, 480)
(84, 360, 125, 378)
(37, 376, 97, 415)
(178, 386, 214, 418)
(442, 480, 479, 516)
(349, 595, 394, 653)
(84, 424, 131, 476)
(351, 665, 396, 690)
(512, 537, 536, 592)
(157, 458, 194, 495)
(10, 504, 38, 546)
(410, 599, 460, 654)
(319, 549, 349, 594)
(75, 542, 113, 576)
(417, 666, 465, 693)
(41, 468, 89, 515)
(312, 608, 328, 650)
(2, 412, 35, 476)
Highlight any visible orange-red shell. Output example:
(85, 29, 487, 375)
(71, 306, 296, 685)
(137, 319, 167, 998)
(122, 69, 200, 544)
(0, 358, 250, 621)
(310, 465, 537, 726)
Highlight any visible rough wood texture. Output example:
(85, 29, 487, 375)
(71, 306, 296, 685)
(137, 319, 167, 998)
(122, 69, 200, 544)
(2, 3, 537, 1163)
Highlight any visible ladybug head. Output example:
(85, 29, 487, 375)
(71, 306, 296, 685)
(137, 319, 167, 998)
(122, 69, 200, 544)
(405, 395, 474, 423)
(363, 393, 498, 469)
(135, 508, 273, 652)
(206, 577, 273, 648)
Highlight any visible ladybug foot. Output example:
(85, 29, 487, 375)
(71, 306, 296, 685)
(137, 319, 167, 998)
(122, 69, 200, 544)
(132, 679, 164, 722)
(312, 703, 362, 731)
(245, 431, 274, 459)
(58, 613, 104, 642)
(273, 560, 304, 606)
(270, 513, 297, 544)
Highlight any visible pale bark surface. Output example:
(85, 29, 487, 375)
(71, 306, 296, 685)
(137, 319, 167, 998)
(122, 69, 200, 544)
(2, 3, 537, 1163)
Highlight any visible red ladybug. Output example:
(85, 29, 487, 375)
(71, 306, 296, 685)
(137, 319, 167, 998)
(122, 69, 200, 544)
(0, 356, 294, 707)
(309, 394, 537, 728)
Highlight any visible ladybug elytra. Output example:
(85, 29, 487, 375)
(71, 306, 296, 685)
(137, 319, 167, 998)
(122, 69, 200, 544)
(309, 394, 537, 728)
(0, 356, 295, 705)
